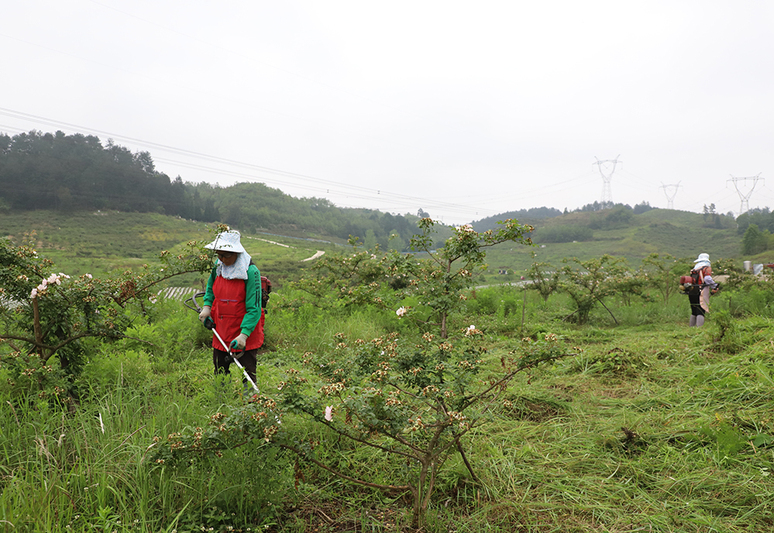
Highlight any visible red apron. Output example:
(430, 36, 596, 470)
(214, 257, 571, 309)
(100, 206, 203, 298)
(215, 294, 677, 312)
(211, 276, 264, 350)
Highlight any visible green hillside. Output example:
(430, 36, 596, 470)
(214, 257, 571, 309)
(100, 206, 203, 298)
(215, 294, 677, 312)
(0, 131, 425, 252)
(5, 131, 764, 271)
(483, 208, 744, 279)
(0, 206, 755, 287)
(0, 210, 341, 287)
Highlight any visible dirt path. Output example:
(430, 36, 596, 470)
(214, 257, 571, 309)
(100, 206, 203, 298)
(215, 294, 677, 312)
(302, 250, 325, 262)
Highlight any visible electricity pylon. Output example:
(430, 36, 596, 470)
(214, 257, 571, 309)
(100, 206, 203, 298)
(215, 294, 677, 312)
(594, 155, 621, 206)
(660, 182, 681, 210)
(728, 174, 764, 215)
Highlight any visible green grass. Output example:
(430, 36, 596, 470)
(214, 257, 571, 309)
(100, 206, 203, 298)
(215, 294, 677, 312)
(0, 303, 293, 532)
(2, 209, 772, 531)
(5, 288, 774, 531)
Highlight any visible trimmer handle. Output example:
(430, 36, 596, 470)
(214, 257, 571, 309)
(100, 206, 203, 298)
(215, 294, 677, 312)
(203, 316, 215, 330)
(228, 348, 245, 361)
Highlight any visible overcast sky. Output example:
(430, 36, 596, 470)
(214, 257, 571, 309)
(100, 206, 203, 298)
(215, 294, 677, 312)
(2, 1, 773, 224)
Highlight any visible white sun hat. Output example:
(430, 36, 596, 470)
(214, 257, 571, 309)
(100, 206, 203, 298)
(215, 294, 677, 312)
(693, 252, 711, 269)
(204, 230, 246, 254)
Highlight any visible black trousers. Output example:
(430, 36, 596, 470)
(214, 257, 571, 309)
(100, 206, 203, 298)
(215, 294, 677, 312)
(213, 348, 258, 384)
(688, 293, 705, 316)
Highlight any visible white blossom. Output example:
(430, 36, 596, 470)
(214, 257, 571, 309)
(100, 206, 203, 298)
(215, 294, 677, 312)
(324, 406, 333, 421)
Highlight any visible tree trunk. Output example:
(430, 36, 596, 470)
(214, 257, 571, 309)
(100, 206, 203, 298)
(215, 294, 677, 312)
(31, 298, 43, 357)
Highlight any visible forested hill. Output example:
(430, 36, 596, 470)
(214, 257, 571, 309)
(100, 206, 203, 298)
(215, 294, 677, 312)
(0, 130, 423, 249)
(472, 207, 563, 232)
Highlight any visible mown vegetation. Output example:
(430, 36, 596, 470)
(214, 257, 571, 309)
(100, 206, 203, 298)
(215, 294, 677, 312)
(2, 211, 774, 532)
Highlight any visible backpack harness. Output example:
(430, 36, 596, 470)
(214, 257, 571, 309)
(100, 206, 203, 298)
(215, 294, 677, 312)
(679, 268, 706, 296)
(260, 275, 272, 309)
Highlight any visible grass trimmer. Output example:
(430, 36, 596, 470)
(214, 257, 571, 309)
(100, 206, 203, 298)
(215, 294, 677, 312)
(184, 291, 260, 393)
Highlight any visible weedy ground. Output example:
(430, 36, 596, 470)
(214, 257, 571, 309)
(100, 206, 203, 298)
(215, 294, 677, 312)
(2, 289, 774, 532)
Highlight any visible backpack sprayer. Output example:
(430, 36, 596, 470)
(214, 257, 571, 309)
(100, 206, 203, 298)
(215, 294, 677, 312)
(184, 291, 260, 393)
(679, 275, 720, 296)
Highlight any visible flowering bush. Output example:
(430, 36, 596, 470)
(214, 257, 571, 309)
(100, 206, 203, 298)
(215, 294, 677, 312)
(152, 328, 574, 527)
(292, 219, 533, 339)
(401, 218, 533, 337)
(0, 235, 212, 388)
(149, 395, 283, 466)
(527, 254, 560, 303)
(288, 237, 397, 311)
(152, 217, 540, 527)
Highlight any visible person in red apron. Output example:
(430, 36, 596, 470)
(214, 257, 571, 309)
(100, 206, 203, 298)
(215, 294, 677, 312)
(198, 230, 264, 386)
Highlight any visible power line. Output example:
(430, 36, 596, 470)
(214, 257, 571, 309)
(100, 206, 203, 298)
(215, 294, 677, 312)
(0, 108, 500, 218)
(153, 156, 492, 217)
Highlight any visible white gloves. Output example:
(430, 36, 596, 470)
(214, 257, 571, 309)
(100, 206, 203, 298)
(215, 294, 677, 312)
(230, 333, 248, 351)
(198, 305, 211, 323)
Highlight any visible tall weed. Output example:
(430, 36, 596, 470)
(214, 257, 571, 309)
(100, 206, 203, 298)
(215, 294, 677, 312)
(0, 359, 292, 531)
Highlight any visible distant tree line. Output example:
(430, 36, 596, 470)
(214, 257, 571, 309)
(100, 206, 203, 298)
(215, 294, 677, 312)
(574, 200, 653, 215)
(472, 206, 562, 232)
(525, 203, 653, 244)
(473, 202, 654, 235)
(737, 208, 774, 255)
(0, 130, 182, 214)
(0, 130, 426, 251)
(737, 208, 774, 235)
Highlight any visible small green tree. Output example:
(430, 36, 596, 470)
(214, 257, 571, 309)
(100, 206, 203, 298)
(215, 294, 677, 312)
(400, 218, 533, 338)
(559, 255, 629, 324)
(609, 268, 649, 308)
(527, 254, 559, 303)
(641, 252, 681, 303)
(290, 236, 391, 311)
(742, 223, 768, 255)
(289, 218, 534, 339)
